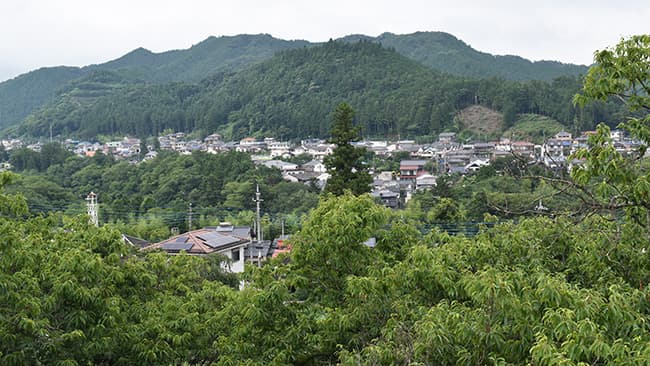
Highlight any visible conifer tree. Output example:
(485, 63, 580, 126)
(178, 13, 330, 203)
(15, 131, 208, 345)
(323, 103, 372, 196)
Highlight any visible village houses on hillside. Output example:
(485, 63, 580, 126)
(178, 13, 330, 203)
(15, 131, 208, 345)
(6, 128, 645, 209)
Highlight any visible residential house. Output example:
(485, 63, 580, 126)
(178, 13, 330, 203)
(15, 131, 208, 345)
(554, 131, 572, 141)
(143, 151, 158, 161)
(511, 141, 535, 159)
(263, 160, 298, 172)
(271, 235, 292, 258)
(443, 149, 472, 172)
(237, 137, 266, 153)
(122, 234, 150, 249)
(204, 133, 222, 146)
(362, 140, 389, 156)
(245, 240, 273, 267)
(371, 189, 400, 209)
(301, 160, 326, 173)
(416, 173, 437, 190)
(610, 129, 625, 142)
(465, 159, 490, 172)
(399, 160, 428, 186)
(303, 143, 335, 159)
(141, 222, 252, 273)
(438, 132, 457, 144)
(472, 142, 496, 160)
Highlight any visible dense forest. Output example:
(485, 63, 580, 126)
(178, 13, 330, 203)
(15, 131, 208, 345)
(12, 41, 622, 141)
(340, 31, 588, 81)
(0, 35, 649, 365)
(5, 147, 319, 240)
(1, 32, 592, 135)
(0, 34, 309, 129)
(4, 140, 574, 242)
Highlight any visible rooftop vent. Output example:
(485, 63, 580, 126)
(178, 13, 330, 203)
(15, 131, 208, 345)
(216, 222, 234, 232)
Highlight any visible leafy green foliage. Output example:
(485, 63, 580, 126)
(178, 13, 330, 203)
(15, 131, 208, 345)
(290, 193, 388, 304)
(573, 35, 650, 225)
(2, 33, 649, 366)
(2, 178, 650, 364)
(7, 149, 319, 240)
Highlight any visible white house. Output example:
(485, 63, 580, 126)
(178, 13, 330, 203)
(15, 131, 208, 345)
(141, 223, 252, 273)
(263, 160, 298, 171)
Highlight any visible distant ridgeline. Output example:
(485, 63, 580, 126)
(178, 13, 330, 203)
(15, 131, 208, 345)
(1, 32, 621, 141)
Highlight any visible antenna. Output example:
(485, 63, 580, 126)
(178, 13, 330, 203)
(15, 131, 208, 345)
(86, 192, 98, 226)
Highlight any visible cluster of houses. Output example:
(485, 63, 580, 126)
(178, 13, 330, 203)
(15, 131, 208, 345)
(5, 130, 644, 204)
(120, 128, 645, 275)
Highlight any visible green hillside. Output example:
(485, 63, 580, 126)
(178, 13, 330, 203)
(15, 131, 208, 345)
(0, 66, 84, 129)
(0, 34, 309, 129)
(341, 32, 589, 81)
(0, 32, 591, 132)
(13, 41, 619, 141)
(504, 114, 566, 144)
(94, 34, 311, 83)
(15, 41, 445, 139)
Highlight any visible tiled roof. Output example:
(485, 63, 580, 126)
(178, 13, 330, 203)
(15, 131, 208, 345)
(142, 227, 250, 255)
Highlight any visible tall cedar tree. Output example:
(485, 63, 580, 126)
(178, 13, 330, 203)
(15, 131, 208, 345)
(324, 103, 372, 196)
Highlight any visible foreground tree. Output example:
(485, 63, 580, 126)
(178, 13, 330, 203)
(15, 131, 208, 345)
(324, 103, 372, 196)
(573, 35, 650, 225)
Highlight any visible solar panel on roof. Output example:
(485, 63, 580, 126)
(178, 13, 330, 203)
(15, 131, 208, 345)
(205, 236, 240, 248)
(174, 236, 188, 243)
(231, 228, 251, 238)
(161, 242, 193, 251)
(197, 233, 221, 242)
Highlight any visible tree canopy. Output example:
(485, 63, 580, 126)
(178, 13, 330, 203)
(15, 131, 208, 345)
(1, 35, 649, 366)
(572, 34, 650, 225)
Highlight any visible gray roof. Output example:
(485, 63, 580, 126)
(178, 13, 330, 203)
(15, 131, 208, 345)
(244, 240, 273, 258)
(400, 160, 427, 166)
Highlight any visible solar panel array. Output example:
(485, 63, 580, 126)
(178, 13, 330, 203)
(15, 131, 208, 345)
(197, 232, 241, 248)
(161, 242, 193, 251)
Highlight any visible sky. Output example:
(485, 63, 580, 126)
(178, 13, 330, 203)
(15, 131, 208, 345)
(1, 0, 648, 82)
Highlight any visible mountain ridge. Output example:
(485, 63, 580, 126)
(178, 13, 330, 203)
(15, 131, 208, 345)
(0, 31, 589, 133)
(13, 40, 608, 142)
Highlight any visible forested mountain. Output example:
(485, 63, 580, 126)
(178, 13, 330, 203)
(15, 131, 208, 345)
(90, 34, 311, 83)
(341, 32, 589, 81)
(0, 34, 308, 129)
(0, 66, 84, 130)
(0, 32, 589, 133)
(13, 41, 618, 140)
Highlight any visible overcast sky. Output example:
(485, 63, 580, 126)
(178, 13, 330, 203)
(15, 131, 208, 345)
(1, 0, 648, 82)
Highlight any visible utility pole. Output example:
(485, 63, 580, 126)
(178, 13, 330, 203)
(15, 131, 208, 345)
(188, 203, 193, 231)
(86, 192, 98, 226)
(252, 185, 264, 268)
(281, 218, 285, 237)
(253, 184, 263, 243)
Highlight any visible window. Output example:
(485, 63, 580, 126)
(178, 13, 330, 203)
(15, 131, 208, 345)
(231, 248, 240, 262)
